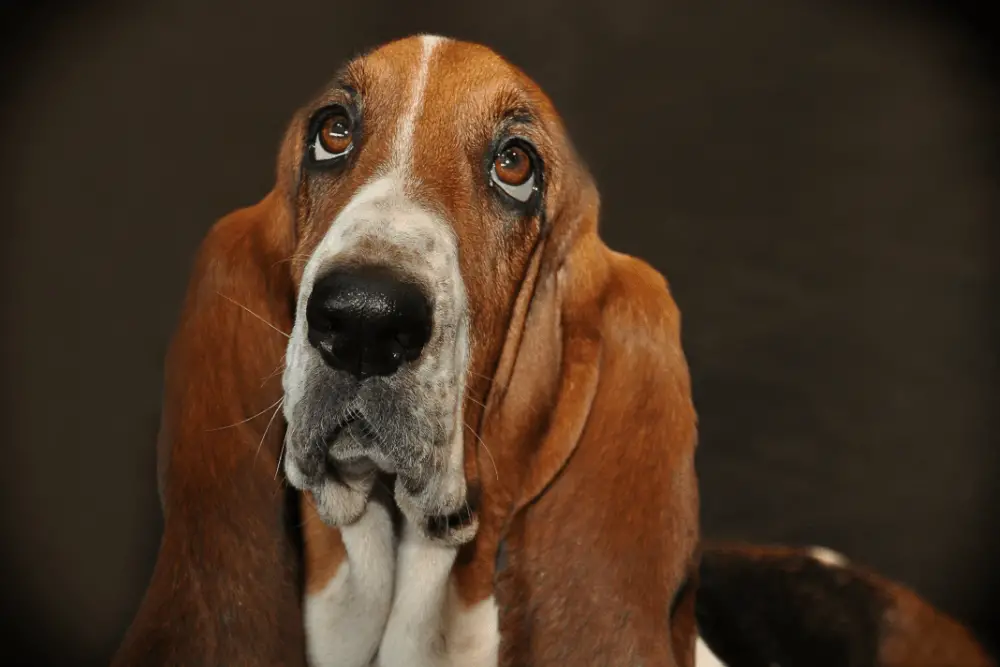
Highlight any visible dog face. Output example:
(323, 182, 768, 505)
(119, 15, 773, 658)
(280, 36, 578, 539)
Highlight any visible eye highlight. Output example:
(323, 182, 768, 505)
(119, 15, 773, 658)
(490, 140, 538, 204)
(310, 106, 354, 164)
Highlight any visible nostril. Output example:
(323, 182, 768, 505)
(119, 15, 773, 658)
(394, 304, 432, 357)
(307, 309, 339, 335)
(395, 330, 419, 355)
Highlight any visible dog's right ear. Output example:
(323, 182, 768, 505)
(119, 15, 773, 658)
(111, 190, 306, 666)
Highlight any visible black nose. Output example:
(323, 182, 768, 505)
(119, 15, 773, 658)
(306, 266, 432, 378)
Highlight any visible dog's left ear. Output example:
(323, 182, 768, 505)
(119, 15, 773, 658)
(111, 187, 307, 666)
(483, 177, 700, 666)
(113, 115, 309, 667)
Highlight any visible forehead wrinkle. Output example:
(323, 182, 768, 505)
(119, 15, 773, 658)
(303, 59, 375, 118)
(432, 43, 530, 117)
(341, 59, 371, 93)
(490, 86, 537, 125)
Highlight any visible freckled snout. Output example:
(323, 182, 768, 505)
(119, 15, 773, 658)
(306, 266, 433, 378)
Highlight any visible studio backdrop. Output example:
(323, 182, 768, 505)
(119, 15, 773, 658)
(1, 1, 996, 665)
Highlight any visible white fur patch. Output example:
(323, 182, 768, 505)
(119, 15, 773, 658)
(809, 545, 849, 568)
(695, 636, 728, 667)
(375, 522, 498, 667)
(304, 515, 499, 667)
(304, 501, 396, 666)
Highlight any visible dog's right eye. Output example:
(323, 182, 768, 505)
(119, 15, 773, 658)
(489, 139, 538, 205)
(310, 107, 354, 164)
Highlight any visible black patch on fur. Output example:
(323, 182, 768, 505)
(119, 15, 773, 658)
(425, 502, 476, 540)
(695, 551, 886, 667)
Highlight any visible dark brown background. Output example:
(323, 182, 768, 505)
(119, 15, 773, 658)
(1, 1, 997, 665)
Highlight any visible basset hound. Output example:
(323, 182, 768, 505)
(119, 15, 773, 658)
(111, 35, 995, 667)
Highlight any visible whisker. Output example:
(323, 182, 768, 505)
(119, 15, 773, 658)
(216, 291, 290, 338)
(261, 359, 286, 387)
(273, 438, 287, 480)
(207, 396, 284, 431)
(463, 421, 499, 481)
(254, 399, 284, 464)
(270, 472, 290, 499)
(463, 495, 473, 530)
(464, 394, 488, 410)
(465, 369, 493, 383)
(273, 253, 313, 269)
(346, 423, 368, 454)
(297, 495, 323, 528)
(364, 417, 392, 453)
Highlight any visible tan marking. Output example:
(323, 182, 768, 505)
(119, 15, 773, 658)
(301, 493, 347, 595)
(113, 192, 306, 664)
(878, 580, 993, 667)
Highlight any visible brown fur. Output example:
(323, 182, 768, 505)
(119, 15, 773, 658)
(111, 192, 306, 666)
(113, 36, 699, 666)
(878, 584, 994, 667)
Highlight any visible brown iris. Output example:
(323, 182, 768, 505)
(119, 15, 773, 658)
(318, 112, 353, 155)
(493, 145, 532, 186)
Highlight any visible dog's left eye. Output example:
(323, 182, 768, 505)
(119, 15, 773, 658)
(311, 108, 354, 163)
(490, 142, 537, 203)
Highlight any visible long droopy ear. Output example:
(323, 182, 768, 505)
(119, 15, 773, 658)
(480, 184, 700, 666)
(111, 190, 306, 667)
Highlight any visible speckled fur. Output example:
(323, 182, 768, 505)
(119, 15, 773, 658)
(282, 174, 473, 540)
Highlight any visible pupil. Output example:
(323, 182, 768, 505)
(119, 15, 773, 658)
(329, 119, 348, 138)
(501, 149, 521, 169)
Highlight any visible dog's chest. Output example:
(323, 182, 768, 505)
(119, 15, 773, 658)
(303, 500, 499, 667)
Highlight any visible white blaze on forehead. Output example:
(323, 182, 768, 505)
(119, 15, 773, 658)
(389, 34, 447, 176)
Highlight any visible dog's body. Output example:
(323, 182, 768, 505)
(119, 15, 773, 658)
(696, 544, 994, 667)
(112, 36, 994, 667)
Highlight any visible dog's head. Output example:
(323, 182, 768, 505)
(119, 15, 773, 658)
(279, 36, 593, 541)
